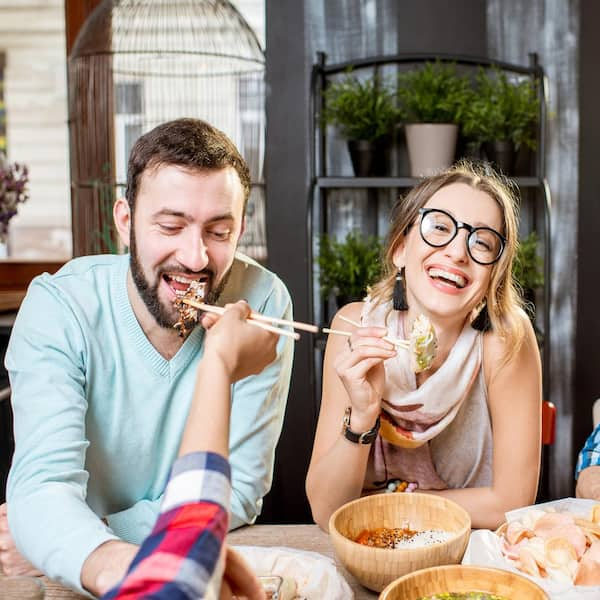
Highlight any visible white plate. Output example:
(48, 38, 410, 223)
(462, 498, 600, 600)
(233, 545, 354, 600)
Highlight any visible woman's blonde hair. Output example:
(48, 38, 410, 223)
(369, 160, 526, 362)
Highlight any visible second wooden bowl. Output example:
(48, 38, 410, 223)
(379, 564, 549, 599)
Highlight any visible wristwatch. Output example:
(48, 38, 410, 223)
(342, 406, 380, 445)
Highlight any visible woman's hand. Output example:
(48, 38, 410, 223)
(333, 326, 395, 431)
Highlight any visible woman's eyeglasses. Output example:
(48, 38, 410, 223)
(418, 208, 506, 265)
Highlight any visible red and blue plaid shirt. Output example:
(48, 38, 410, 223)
(102, 451, 231, 599)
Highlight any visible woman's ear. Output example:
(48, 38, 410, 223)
(113, 197, 131, 248)
(392, 238, 406, 269)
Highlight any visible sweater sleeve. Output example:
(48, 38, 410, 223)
(5, 278, 118, 591)
(101, 452, 230, 600)
(227, 282, 294, 529)
(105, 498, 163, 545)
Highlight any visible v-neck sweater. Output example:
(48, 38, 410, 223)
(5, 252, 293, 592)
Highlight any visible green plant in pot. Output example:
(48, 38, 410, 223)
(322, 72, 400, 176)
(318, 231, 383, 308)
(513, 231, 544, 324)
(396, 61, 472, 176)
(462, 67, 539, 175)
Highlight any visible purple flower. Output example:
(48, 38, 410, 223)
(0, 153, 30, 243)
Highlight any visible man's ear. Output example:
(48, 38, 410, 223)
(113, 197, 131, 249)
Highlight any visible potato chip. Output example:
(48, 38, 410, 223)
(545, 537, 577, 569)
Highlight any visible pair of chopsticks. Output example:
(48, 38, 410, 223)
(181, 298, 317, 340)
(181, 298, 408, 347)
(324, 315, 409, 349)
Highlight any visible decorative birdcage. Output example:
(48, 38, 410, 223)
(68, 0, 266, 259)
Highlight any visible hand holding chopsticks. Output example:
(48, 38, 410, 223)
(180, 297, 315, 340)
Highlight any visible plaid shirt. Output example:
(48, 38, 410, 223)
(102, 451, 231, 599)
(575, 423, 600, 478)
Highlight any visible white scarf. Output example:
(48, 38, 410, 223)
(361, 298, 482, 489)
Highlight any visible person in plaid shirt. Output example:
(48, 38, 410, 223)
(575, 423, 600, 501)
(102, 301, 274, 599)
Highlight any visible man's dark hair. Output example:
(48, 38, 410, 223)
(125, 118, 251, 213)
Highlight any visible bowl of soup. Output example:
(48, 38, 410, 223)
(328, 492, 471, 592)
(379, 564, 549, 599)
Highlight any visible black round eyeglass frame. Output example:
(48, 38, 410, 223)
(417, 207, 507, 266)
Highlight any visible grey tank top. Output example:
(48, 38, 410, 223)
(364, 316, 493, 490)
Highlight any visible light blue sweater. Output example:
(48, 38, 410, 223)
(6, 253, 293, 592)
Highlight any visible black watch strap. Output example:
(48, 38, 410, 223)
(342, 407, 380, 445)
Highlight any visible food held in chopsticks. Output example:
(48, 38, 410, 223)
(498, 504, 600, 586)
(332, 313, 437, 372)
(410, 314, 438, 373)
(173, 280, 206, 337)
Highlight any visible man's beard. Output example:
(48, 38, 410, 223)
(129, 228, 231, 330)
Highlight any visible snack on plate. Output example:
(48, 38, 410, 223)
(410, 314, 438, 373)
(498, 504, 600, 586)
(173, 280, 206, 337)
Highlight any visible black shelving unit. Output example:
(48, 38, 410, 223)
(308, 52, 552, 418)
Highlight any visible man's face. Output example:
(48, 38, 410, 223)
(126, 164, 245, 329)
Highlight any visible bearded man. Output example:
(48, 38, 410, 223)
(2, 118, 293, 596)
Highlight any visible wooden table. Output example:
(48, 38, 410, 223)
(37, 524, 376, 599)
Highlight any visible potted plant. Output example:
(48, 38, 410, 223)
(318, 231, 383, 308)
(323, 72, 400, 176)
(513, 231, 544, 323)
(396, 61, 472, 177)
(462, 67, 539, 175)
(0, 153, 29, 257)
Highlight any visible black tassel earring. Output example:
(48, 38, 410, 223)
(392, 267, 409, 311)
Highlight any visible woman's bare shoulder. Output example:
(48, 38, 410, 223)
(482, 309, 539, 378)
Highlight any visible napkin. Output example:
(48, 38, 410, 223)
(232, 545, 354, 599)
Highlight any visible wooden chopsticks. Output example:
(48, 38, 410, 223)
(180, 297, 407, 347)
(337, 315, 410, 348)
(182, 299, 301, 340)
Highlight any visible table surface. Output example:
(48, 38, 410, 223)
(38, 524, 376, 599)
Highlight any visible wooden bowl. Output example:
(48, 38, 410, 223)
(379, 564, 549, 599)
(328, 492, 471, 592)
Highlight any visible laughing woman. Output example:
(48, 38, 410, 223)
(306, 162, 542, 530)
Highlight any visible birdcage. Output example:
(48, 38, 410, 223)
(68, 0, 266, 260)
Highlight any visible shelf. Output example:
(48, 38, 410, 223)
(315, 176, 544, 189)
(311, 52, 551, 401)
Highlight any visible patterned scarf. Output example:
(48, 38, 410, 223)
(361, 298, 482, 489)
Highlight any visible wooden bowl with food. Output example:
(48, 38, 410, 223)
(379, 564, 549, 599)
(328, 492, 471, 592)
